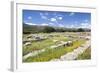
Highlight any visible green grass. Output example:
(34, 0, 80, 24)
(23, 40, 86, 62)
(77, 48, 91, 60)
(23, 35, 68, 56)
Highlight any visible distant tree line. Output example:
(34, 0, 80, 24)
(23, 23, 91, 34)
(42, 26, 90, 33)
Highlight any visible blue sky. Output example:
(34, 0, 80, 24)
(23, 10, 91, 28)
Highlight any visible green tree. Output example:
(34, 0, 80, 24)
(43, 26, 56, 33)
(77, 28, 85, 32)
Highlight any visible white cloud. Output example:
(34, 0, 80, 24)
(88, 25, 91, 28)
(80, 22, 91, 28)
(41, 16, 47, 19)
(25, 22, 37, 25)
(69, 12, 75, 16)
(70, 25, 75, 28)
(41, 23, 48, 26)
(58, 17, 63, 20)
(49, 23, 54, 25)
(64, 25, 70, 28)
(65, 24, 75, 28)
(59, 24, 64, 27)
(80, 23, 89, 26)
(28, 16, 32, 19)
(50, 18, 57, 22)
(40, 13, 48, 20)
(40, 13, 43, 16)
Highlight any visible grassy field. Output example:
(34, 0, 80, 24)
(23, 32, 91, 62)
(23, 39, 86, 62)
(77, 48, 91, 60)
(23, 34, 68, 56)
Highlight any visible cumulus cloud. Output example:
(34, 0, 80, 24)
(28, 16, 32, 19)
(50, 18, 57, 22)
(59, 24, 64, 27)
(80, 22, 91, 28)
(80, 23, 89, 26)
(65, 25, 70, 28)
(70, 25, 75, 28)
(49, 23, 54, 25)
(25, 22, 37, 25)
(58, 17, 63, 20)
(69, 12, 75, 16)
(40, 12, 63, 22)
(41, 23, 48, 26)
(42, 16, 47, 19)
(40, 13, 48, 20)
(64, 24, 75, 28)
